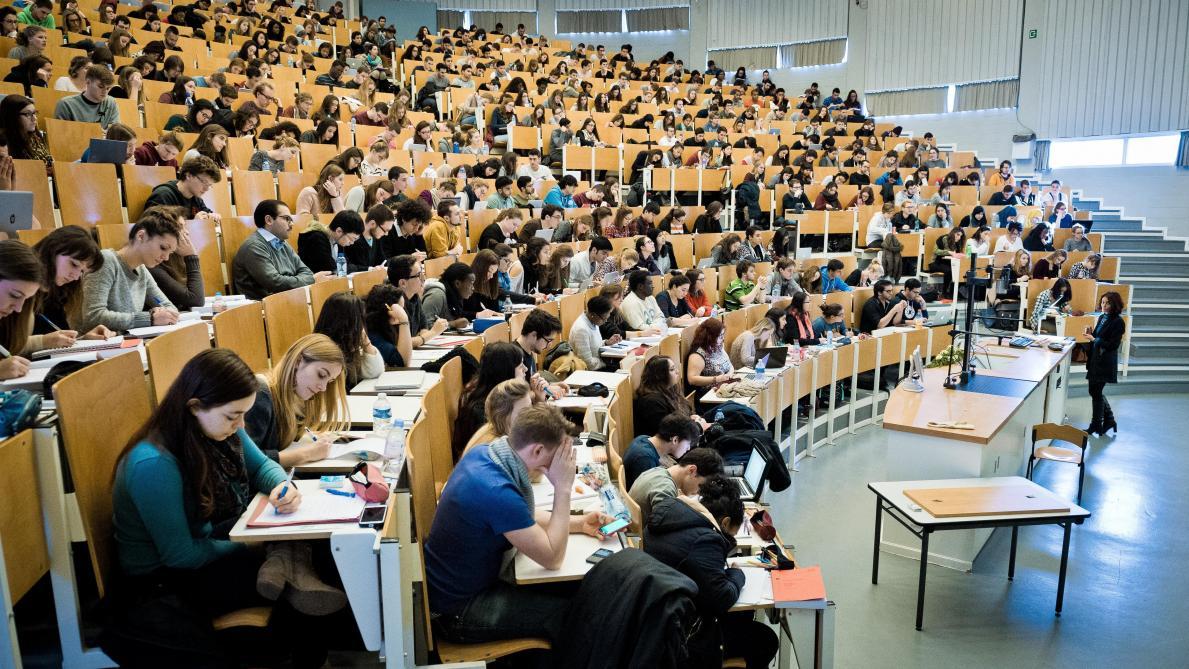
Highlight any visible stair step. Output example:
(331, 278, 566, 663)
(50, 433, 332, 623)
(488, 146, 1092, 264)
(1132, 340, 1189, 355)
(1104, 239, 1188, 253)
(1091, 220, 1146, 233)
(1113, 258, 1188, 274)
(1126, 286, 1186, 303)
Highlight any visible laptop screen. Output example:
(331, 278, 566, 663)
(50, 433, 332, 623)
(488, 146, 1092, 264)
(743, 447, 765, 491)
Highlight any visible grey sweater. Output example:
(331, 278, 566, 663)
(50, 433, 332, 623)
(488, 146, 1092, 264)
(78, 249, 174, 332)
(232, 230, 315, 300)
(53, 93, 120, 127)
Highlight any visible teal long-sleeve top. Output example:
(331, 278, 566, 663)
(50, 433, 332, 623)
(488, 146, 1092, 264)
(112, 428, 287, 575)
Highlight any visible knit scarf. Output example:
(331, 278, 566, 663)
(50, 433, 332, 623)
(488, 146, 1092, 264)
(487, 436, 534, 509)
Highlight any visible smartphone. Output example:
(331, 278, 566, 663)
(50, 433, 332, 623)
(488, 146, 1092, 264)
(359, 504, 388, 528)
(599, 517, 630, 536)
(585, 548, 614, 565)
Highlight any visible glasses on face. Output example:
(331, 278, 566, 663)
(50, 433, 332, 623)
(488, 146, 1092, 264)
(19, 110, 37, 118)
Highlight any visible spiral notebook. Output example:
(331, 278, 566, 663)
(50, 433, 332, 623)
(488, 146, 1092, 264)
(245, 480, 365, 528)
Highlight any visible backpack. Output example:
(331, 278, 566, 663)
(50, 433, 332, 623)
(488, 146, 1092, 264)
(981, 302, 1020, 332)
(0, 389, 41, 438)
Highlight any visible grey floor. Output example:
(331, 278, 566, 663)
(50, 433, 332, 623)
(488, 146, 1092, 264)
(767, 393, 1189, 669)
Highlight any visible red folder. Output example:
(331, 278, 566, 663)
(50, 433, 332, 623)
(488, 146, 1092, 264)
(771, 566, 826, 609)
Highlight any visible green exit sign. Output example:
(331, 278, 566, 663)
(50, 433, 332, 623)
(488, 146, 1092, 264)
(1029, 29, 1038, 38)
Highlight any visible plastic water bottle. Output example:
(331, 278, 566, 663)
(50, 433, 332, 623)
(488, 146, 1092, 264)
(793, 340, 802, 361)
(754, 355, 766, 381)
(826, 329, 835, 349)
(452, 141, 460, 153)
(714, 409, 725, 423)
(372, 393, 393, 436)
(384, 418, 406, 465)
(500, 296, 512, 313)
(349, 116, 357, 133)
(335, 252, 348, 277)
(212, 291, 226, 314)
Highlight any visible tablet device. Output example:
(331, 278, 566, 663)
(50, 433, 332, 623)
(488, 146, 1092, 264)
(0, 191, 34, 235)
(85, 138, 129, 164)
(534, 228, 554, 241)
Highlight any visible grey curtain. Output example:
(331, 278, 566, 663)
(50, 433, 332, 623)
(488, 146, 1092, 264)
(777, 39, 846, 68)
(864, 87, 947, 116)
(954, 79, 1020, 112)
(436, 10, 464, 29)
(1034, 139, 1050, 172)
(626, 7, 690, 31)
(706, 46, 777, 71)
(556, 10, 621, 33)
(1177, 130, 1189, 168)
(469, 11, 537, 33)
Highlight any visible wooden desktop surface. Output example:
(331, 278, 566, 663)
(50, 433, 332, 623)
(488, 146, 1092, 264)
(903, 484, 1070, 518)
(882, 345, 1070, 445)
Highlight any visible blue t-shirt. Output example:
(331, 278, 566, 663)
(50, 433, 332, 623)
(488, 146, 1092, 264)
(623, 435, 661, 490)
(424, 446, 536, 615)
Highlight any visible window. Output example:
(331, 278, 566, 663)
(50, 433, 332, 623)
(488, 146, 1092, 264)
(1048, 133, 1179, 168)
(1124, 134, 1179, 165)
(1049, 139, 1125, 168)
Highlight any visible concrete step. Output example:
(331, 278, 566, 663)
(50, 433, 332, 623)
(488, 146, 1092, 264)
(1125, 284, 1188, 304)
(1114, 257, 1189, 274)
(1068, 368, 1189, 397)
(1103, 237, 1188, 253)
(1132, 340, 1189, 359)
(1091, 219, 1146, 233)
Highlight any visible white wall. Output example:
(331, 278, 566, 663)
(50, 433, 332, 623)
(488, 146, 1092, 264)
(1049, 167, 1189, 240)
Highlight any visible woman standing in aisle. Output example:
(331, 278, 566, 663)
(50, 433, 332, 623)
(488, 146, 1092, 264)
(1085, 291, 1125, 436)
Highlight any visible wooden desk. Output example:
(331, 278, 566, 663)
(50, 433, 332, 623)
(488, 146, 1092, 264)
(869, 477, 1090, 630)
(346, 393, 423, 427)
(879, 343, 1073, 569)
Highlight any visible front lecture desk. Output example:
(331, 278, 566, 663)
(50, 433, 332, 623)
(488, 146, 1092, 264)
(879, 343, 1073, 570)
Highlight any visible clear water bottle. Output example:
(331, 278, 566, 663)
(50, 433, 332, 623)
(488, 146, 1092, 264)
(384, 419, 406, 468)
(349, 116, 357, 132)
(452, 141, 460, 153)
(500, 296, 512, 313)
(600, 484, 628, 521)
(212, 291, 226, 314)
(335, 252, 348, 277)
(372, 393, 392, 436)
(826, 329, 835, 349)
(793, 339, 802, 361)
(754, 354, 766, 381)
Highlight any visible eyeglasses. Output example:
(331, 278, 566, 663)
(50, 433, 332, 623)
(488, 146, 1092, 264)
(19, 110, 37, 118)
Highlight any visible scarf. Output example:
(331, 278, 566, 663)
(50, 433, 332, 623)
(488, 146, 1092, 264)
(205, 434, 251, 537)
(487, 436, 534, 509)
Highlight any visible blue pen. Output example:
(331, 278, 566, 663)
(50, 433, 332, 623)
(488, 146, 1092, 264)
(326, 488, 356, 498)
(38, 314, 63, 331)
(275, 467, 296, 514)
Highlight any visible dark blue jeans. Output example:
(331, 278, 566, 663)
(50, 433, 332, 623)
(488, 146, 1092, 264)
(434, 580, 576, 645)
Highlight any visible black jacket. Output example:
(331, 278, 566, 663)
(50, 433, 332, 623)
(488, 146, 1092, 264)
(555, 548, 698, 669)
(296, 229, 336, 274)
(1087, 313, 1124, 384)
(644, 497, 743, 617)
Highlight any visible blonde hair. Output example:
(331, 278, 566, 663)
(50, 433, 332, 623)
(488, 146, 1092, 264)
(865, 257, 883, 277)
(266, 333, 349, 447)
(464, 379, 532, 452)
(747, 315, 777, 344)
(618, 248, 639, 269)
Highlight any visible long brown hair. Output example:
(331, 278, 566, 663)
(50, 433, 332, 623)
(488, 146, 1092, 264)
(266, 333, 349, 447)
(33, 226, 103, 328)
(314, 163, 346, 213)
(472, 249, 500, 300)
(0, 240, 44, 354)
(190, 124, 229, 168)
(116, 348, 258, 520)
(542, 244, 573, 292)
(637, 354, 691, 416)
(137, 206, 186, 281)
(313, 291, 369, 387)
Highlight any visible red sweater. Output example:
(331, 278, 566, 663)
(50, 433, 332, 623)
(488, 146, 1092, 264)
(132, 141, 178, 168)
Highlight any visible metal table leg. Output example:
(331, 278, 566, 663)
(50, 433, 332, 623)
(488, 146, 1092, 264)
(915, 530, 930, 631)
(871, 497, 882, 585)
(1056, 522, 1071, 615)
(1008, 526, 1019, 581)
(813, 608, 823, 669)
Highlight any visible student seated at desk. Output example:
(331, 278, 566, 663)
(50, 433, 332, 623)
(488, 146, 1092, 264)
(233, 199, 326, 301)
(78, 208, 181, 333)
(0, 240, 44, 380)
(470, 249, 542, 312)
(813, 303, 862, 342)
(296, 210, 363, 275)
(633, 355, 711, 437)
(568, 295, 619, 371)
(387, 254, 449, 349)
(1030, 277, 1072, 332)
(29, 227, 117, 348)
(859, 279, 910, 333)
(104, 349, 348, 667)
(784, 292, 820, 346)
(623, 414, 700, 489)
(655, 273, 697, 327)
(363, 284, 414, 368)
(425, 404, 613, 647)
(422, 262, 502, 330)
(724, 260, 769, 310)
(644, 476, 779, 669)
(888, 278, 929, 322)
(628, 447, 723, 523)
(463, 379, 534, 455)
(621, 269, 668, 333)
(143, 206, 206, 311)
(730, 307, 786, 369)
(245, 333, 348, 467)
(684, 268, 715, 317)
(453, 342, 548, 461)
(687, 319, 736, 397)
(314, 291, 384, 387)
(987, 250, 1030, 307)
(515, 308, 570, 399)
(597, 284, 631, 342)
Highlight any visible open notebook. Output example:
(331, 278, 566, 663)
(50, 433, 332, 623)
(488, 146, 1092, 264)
(245, 479, 366, 528)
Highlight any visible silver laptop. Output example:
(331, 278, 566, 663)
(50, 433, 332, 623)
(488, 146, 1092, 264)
(534, 228, 554, 241)
(602, 271, 622, 286)
(85, 138, 129, 164)
(374, 370, 427, 392)
(0, 191, 33, 236)
(731, 447, 767, 502)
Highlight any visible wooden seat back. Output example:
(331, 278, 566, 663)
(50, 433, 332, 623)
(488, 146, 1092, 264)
(146, 322, 212, 405)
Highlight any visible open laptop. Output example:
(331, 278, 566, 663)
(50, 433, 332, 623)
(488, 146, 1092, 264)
(756, 346, 788, 369)
(731, 447, 767, 502)
(85, 138, 129, 164)
(534, 228, 554, 241)
(0, 191, 33, 236)
(601, 271, 622, 286)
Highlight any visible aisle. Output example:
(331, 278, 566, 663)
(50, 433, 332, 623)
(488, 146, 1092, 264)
(767, 393, 1189, 668)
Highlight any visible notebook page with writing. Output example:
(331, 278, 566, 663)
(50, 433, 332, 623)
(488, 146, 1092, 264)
(246, 480, 365, 528)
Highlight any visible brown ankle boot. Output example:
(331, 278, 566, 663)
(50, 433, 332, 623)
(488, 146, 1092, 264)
(256, 542, 292, 601)
(282, 542, 348, 616)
